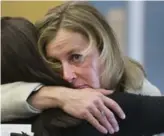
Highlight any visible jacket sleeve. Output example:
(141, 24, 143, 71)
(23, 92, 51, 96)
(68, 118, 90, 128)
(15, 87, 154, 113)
(1, 82, 43, 122)
(62, 92, 164, 136)
(109, 92, 164, 135)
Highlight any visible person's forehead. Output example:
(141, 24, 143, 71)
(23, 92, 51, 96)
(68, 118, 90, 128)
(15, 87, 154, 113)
(46, 29, 89, 54)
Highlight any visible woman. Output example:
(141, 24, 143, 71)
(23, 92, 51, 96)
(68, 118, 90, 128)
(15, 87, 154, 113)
(1, 17, 164, 136)
(1, 16, 123, 134)
(1, 1, 162, 135)
(35, 1, 162, 134)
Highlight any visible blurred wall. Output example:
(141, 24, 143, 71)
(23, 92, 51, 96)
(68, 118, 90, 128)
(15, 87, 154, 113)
(89, 1, 126, 16)
(1, 1, 63, 23)
(144, 1, 164, 93)
(89, 1, 127, 53)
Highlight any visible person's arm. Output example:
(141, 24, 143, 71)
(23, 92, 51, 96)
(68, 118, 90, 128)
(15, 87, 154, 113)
(2, 83, 125, 134)
(29, 86, 125, 134)
(69, 92, 164, 136)
(31, 92, 164, 136)
(1, 82, 42, 122)
(1, 82, 65, 123)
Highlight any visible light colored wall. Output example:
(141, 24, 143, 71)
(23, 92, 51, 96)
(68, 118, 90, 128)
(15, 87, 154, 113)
(144, 1, 164, 93)
(89, 1, 127, 53)
(1, 1, 63, 23)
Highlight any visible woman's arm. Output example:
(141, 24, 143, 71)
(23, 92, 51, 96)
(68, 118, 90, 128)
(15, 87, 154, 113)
(1, 82, 42, 122)
(32, 92, 164, 136)
(29, 86, 125, 134)
(1, 83, 125, 134)
(65, 92, 164, 136)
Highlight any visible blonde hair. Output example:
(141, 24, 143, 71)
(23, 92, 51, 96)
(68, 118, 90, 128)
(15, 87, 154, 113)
(35, 1, 145, 91)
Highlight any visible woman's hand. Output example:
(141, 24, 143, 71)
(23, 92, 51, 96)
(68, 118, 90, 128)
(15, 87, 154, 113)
(57, 88, 125, 134)
(29, 86, 125, 134)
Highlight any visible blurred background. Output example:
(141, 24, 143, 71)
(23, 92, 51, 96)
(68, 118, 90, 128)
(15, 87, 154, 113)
(2, 1, 164, 94)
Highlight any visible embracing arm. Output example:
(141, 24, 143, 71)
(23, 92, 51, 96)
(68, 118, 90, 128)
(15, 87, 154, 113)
(1, 82, 42, 122)
(31, 92, 164, 136)
(1, 82, 125, 134)
(67, 92, 164, 136)
(1, 82, 65, 122)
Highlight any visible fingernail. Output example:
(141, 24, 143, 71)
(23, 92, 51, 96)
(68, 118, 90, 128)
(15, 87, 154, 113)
(109, 128, 114, 134)
(121, 114, 126, 119)
(115, 126, 119, 132)
(104, 129, 108, 134)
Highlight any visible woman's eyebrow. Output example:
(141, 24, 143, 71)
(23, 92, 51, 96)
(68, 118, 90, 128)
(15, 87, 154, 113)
(66, 47, 83, 55)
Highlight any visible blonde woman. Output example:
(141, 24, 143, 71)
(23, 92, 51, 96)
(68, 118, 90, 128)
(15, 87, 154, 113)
(1, 2, 161, 135)
(35, 1, 161, 134)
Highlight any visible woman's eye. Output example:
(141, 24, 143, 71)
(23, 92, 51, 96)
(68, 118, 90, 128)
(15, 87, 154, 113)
(70, 54, 84, 63)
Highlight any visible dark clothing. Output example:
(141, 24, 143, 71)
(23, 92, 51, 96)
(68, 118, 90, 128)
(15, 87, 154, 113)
(61, 92, 164, 136)
(4, 92, 164, 136)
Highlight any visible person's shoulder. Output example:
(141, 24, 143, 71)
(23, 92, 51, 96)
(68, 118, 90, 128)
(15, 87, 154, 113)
(141, 79, 161, 96)
(125, 78, 161, 96)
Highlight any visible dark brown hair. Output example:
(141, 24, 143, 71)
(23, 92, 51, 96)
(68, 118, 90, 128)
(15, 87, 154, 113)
(1, 16, 70, 86)
(1, 17, 80, 136)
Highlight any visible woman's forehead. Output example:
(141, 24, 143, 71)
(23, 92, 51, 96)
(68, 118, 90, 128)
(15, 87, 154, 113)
(46, 29, 90, 57)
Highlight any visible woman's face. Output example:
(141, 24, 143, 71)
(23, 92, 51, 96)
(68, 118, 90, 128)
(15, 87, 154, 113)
(46, 29, 102, 89)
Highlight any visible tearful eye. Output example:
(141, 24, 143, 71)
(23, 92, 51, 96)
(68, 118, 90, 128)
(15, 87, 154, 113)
(70, 54, 84, 63)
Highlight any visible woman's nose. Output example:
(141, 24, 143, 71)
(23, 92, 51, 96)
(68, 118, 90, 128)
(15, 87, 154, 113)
(62, 63, 76, 83)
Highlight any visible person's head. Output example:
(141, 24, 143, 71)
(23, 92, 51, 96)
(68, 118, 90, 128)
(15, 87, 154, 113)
(36, 2, 145, 91)
(1, 16, 81, 134)
(1, 16, 70, 87)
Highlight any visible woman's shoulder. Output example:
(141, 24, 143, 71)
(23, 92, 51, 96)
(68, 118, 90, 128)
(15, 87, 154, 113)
(125, 78, 161, 96)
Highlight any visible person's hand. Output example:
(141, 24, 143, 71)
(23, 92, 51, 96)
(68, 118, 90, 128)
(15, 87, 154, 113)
(29, 86, 125, 134)
(58, 88, 126, 134)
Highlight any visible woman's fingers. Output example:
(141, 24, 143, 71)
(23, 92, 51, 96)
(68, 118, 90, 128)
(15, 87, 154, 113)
(89, 105, 115, 134)
(96, 89, 125, 119)
(60, 88, 125, 134)
(103, 96, 126, 119)
(96, 89, 113, 95)
(97, 100, 119, 133)
(84, 110, 108, 134)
